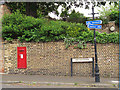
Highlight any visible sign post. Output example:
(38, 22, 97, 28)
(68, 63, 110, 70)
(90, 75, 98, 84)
(86, 6, 101, 82)
(92, 6, 100, 82)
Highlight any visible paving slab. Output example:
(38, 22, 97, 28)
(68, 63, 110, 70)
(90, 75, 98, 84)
(1, 74, 119, 88)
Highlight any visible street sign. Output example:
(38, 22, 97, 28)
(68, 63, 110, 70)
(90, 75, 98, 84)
(86, 20, 102, 25)
(87, 24, 102, 29)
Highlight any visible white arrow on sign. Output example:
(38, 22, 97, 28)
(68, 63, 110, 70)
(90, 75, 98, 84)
(86, 20, 102, 25)
(87, 24, 102, 29)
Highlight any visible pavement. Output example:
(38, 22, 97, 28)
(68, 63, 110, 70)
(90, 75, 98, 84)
(1, 74, 119, 88)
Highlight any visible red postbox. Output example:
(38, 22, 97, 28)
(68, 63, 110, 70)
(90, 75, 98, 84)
(17, 47, 27, 69)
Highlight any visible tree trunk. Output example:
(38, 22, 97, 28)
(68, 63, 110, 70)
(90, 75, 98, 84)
(26, 2, 37, 18)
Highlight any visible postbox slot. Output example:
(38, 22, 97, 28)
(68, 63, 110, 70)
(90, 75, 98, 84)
(19, 50, 24, 52)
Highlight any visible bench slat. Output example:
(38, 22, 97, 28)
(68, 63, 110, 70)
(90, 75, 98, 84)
(72, 58, 93, 62)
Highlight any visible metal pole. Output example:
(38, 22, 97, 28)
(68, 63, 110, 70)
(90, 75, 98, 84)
(92, 6, 100, 82)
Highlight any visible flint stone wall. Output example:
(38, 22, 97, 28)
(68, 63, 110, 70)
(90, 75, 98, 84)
(3, 41, 119, 78)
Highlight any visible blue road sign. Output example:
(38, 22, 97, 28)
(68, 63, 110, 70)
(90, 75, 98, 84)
(86, 20, 102, 25)
(87, 24, 102, 29)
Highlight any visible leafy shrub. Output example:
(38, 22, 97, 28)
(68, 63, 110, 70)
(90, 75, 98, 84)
(64, 31, 118, 49)
(60, 9, 69, 21)
(64, 37, 87, 49)
(6, 2, 26, 14)
(2, 10, 46, 42)
(67, 10, 88, 24)
(98, 3, 119, 24)
(99, 10, 119, 25)
(109, 10, 119, 25)
(92, 31, 118, 44)
(2, 10, 119, 47)
(40, 21, 66, 41)
(65, 23, 88, 37)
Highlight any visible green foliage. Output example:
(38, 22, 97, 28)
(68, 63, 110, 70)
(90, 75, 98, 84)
(6, 2, 118, 19)
(64, 37, 87, 49)
(67, 10, 88, 24)
(98, 17, 109, 24)
(64, 31, 118, 49)
(40, 21, 66, 41)
(65, 23, 88, 37)
(6, 2, 65, 17)
(2, 10, 46, 42)
(109, 10, 119, 24)
(2, 11, 87, 42)
(60, 9, 69, 18)
(6, 2, 26, 14)
(98, 2, 119, 24)
(2, 11, 119, 49)
(95, 31, 118, 44)
(74, 83, 78, 86)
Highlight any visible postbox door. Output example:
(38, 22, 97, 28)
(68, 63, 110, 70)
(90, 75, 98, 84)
(17, 47, 27, 69)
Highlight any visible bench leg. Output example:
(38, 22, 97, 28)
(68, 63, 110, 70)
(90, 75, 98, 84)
(71, 58, 72, 77)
